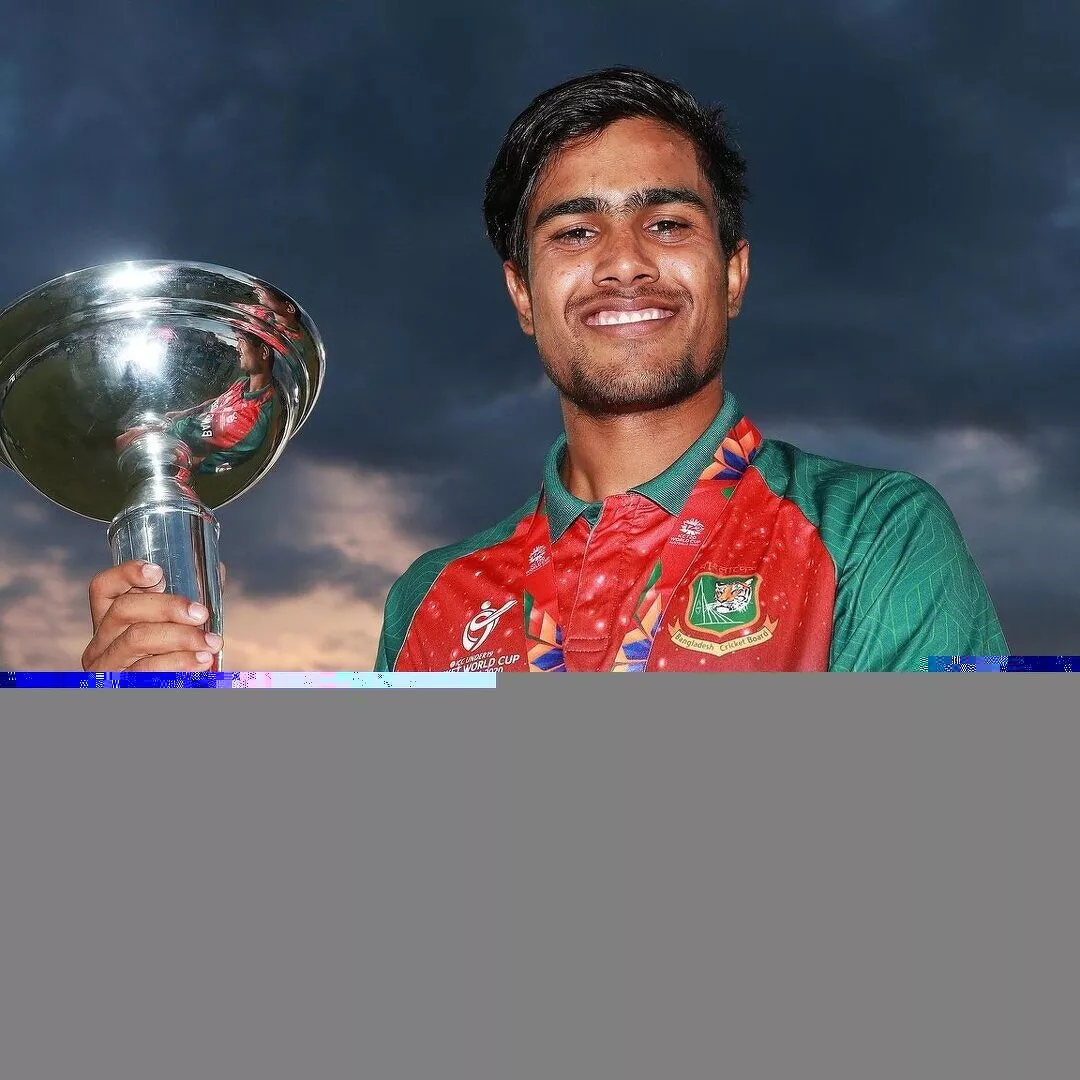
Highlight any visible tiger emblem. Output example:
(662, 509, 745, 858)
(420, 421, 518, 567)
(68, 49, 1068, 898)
(703, 577, 754, 619)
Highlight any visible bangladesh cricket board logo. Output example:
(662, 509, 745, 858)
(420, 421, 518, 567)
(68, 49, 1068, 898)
(668, 573, 778, 657)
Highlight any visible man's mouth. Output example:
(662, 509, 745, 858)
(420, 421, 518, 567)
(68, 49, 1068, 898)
(584, 307, 676, 327)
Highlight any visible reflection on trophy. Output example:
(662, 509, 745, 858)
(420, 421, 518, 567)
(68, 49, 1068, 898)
(0, 261, 326, 670)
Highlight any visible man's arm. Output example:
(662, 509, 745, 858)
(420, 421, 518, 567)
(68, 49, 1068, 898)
(829, 475, 1008, 671)
(373, 620, 392, 672)
(372, 572, 410, 673)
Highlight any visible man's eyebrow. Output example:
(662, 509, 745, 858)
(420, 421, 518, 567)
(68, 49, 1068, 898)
(532, 196, 610, 232)
(531, 188, 711, 232)
(628, 187, 710, 213)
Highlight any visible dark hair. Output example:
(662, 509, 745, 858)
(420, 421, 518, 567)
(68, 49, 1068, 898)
(483, 67, 749, 271)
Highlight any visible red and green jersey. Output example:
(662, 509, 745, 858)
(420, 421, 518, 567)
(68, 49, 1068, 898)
(374, 394, 1007, 672)
(168, 378, 275, 474)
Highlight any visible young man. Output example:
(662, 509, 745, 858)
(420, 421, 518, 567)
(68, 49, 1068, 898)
(80, 68, 1007, 673)
(164, 331, 278, 476)
(116, 331, 278, 476)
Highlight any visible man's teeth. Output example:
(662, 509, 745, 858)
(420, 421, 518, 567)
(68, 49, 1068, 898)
(592, 308, 672, 325)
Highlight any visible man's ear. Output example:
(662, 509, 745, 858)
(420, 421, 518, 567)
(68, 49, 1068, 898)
(726, 239, 750, 318)
(503, 260, 534, 336)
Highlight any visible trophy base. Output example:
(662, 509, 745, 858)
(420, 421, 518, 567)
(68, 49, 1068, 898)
(108, 501, 225, 672)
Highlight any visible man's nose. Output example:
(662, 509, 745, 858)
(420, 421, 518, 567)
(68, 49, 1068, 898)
(591, 225, 660, 288)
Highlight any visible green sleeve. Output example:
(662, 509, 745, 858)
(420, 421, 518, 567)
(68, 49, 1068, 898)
(371, 556, 440, 673)
(373, 609, 394, 672)
(167, 413, 204, 447)
(372, 575, 406, 672)
(373, 631, 390, 672)
(829, 475, 1008, 671)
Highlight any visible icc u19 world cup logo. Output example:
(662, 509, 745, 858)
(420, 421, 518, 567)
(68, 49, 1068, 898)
(462, 599, 517, 652)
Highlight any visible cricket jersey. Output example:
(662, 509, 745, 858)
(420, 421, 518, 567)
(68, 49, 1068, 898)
(168, 378, 275, 474)
(374, 392, 1007, 672)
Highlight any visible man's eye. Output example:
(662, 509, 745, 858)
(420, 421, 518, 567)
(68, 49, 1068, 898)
(650, 219, 688, 235)
(555, 227, 594, 243)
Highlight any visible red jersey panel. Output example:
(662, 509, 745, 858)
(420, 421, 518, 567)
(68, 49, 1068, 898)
(392, 424, 834, 673)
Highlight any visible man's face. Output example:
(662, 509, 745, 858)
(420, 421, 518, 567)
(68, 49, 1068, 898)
(256, 285, 298, 321)
(504, 116, 749, 416)
(237, 335, 269, 373)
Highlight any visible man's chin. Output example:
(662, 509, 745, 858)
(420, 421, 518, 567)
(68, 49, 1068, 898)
(556, 374, 718, 417)
(540, 341, 726, 415)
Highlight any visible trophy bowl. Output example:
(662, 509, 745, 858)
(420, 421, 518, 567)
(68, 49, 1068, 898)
(0, 260, 326, 669)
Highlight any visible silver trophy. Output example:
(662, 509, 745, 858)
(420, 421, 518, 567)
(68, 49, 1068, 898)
(0, 260, 325, 669)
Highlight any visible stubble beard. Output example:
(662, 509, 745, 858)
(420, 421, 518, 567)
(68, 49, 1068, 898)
(540, 336, 727, 418)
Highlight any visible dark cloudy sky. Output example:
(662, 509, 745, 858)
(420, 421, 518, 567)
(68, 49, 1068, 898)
(0, 0, 1077, 668)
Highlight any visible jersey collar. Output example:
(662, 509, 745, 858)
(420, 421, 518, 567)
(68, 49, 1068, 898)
(541, 390, 747, 541)
(239, 376, 273, 400)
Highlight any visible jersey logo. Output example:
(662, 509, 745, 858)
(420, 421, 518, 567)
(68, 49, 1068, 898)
(527, 545, 549, 573)
(702, 576, 754, 620)
(670, 518, 705, 546)
(462, 599, 517, 652)
(668, 573, 777, 657)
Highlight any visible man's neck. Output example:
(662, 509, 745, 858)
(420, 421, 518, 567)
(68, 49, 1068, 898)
(559, 380, 724, 503)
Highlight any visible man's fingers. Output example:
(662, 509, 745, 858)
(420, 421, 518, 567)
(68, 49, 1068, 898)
(91, 592, 211, 654)
(84, 622, 222, 672)
(103, 590, 210, 628)
(88, 561, 166, 627)
(85, 559, 226, 670)
(85, 594, 217, 671)
(126, 652, 218, 673)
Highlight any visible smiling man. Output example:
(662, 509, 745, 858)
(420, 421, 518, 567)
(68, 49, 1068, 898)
(80, 68, 1007, 673)
(372, 68, 1007, 673)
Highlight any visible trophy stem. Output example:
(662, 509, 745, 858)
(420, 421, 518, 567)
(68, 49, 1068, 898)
(107, 502, 224, 671)
(107, 430, 226, 671)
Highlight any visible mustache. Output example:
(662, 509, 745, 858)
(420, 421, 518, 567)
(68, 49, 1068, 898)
(566, 287, 692, 317)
